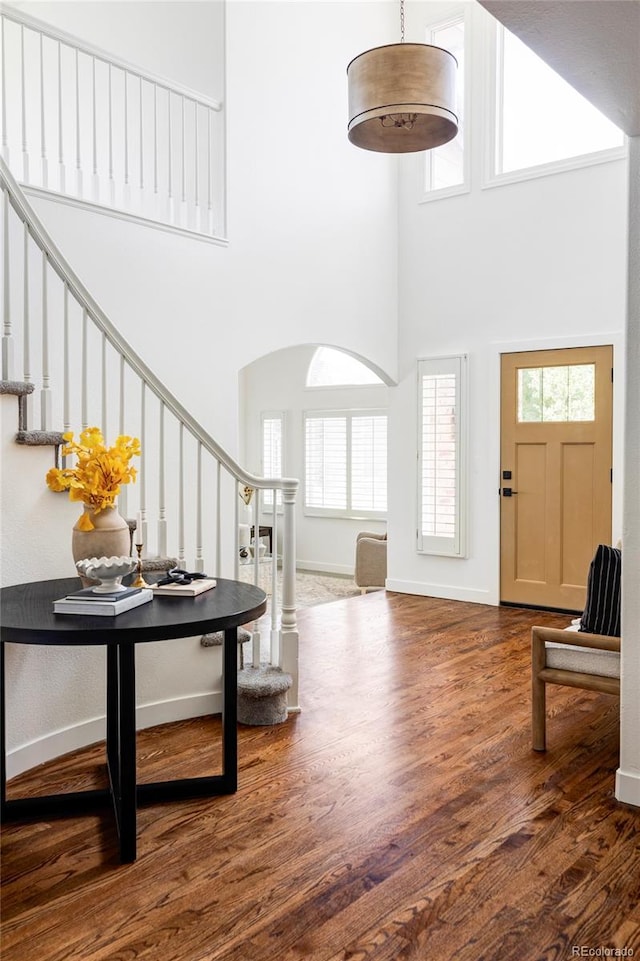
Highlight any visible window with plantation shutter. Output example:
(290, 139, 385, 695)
(304, 411, 387, 518)
(261, 412, 283, 509)
(417, 356, 468, 556)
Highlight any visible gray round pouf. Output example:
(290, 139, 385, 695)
(237, 665, 293, 726)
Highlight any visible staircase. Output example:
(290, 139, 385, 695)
(1, 15, 301, 774)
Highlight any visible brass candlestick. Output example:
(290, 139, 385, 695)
(132, 543, 149, 588)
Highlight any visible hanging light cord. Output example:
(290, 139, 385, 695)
(400, 0, 405, 43)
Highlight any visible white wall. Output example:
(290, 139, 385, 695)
(10, 0, 225, 99)
(388, 0, 628, 604)
(240, 345, 388, 574)
(16, 0, 399, 450)
(1, 0, 399, 773)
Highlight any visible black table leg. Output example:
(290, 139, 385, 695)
(115, 641, 137, 863)
(222, 627, 238, 792)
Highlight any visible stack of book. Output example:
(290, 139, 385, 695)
(53, 585, 153, 616)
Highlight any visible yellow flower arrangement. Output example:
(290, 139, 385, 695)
(46, 427, 140, 530)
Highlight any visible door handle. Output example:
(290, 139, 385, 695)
(502, 488, 518, 497)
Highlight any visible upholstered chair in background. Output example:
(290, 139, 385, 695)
(354, 531, 387, 593)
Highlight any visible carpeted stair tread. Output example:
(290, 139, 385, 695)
(0, 381, 35, 396)
(201, 627, 252, 648)
(237, 664, 292, 726)
(140, 557, 179, 572)
(16, 429, 65, 446)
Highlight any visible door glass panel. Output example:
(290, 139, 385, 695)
(517, 364, 595, 422)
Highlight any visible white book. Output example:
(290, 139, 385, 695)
(151, 578, 217, 597)
(53, 588, 153, 616)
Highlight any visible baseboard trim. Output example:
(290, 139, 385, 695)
(615, 768, 640, 808)
(296, 560, 354, 577)
(6, 692, 221, 780)
(385, 579, 493, 605)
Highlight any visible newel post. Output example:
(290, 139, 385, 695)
(280, 480, 300, 713)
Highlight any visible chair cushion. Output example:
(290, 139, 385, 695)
(545, 641, 620, 679)
(579, 544, 621, 637)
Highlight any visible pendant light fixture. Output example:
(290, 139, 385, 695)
(347, 0, 458, 153)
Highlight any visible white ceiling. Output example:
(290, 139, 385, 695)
(479, 0, 640, 136)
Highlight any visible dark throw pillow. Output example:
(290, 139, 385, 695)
(579, 544, 622, 637)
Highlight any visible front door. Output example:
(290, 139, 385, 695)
(500, 346, 613, 611)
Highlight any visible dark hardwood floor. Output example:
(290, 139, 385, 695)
(2, 592, 638, 960)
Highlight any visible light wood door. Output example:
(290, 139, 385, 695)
(500, 346, 613, 611)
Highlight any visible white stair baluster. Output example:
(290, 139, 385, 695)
(21, 26, 29, 182)
(215, 459, 221, 576)
(39, 33, 47, 187)
(101, 331, 107, 438)
(139, 378, 147, 552)
(153, 83, 158, 208)
(23, 222, 30, 390)
(57, 41, 65, 193)
(108, 63, 114, 205)
(118, 353, 128, 519)
(194, 440, 204, 572)
(81, 307, 88, 429)
(63, 282, 70, 433)
(158, 401, 167, 558)
(123, 69, 130, 207)
(75, 48, 82, 197)
(178, 422, 185, 566)
(207, 108, 213, 235)
(194, 103, 200, 232)
(251, 490, 261, 668)
(2, 188, 12, 379)
(270, 493, 279, 664)
(40, 251, 51, 429)
(180, 95, 187, 227)
(1, 17, 9, 166)
(167, 90, 174, 224)
(139, 77, 144, 197)
(91, 57, 99, 201)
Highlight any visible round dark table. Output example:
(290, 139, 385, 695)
(0, 576, 267, 862)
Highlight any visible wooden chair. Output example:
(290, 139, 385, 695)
(531, 625, 621, 751)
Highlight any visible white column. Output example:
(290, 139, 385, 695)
(616, 135, 640, 809)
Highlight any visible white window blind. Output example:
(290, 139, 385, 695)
(304, 411, 387, 517)
(261, 412, 283, 509)
(417, 356, 467, 556)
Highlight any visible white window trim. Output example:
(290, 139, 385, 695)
(261, 410, 285, 513)
(482, 20, 627, 191)
(419, 7, 471, 205)
(417, 355, 468, 558)
(303, 409, 388, 520)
